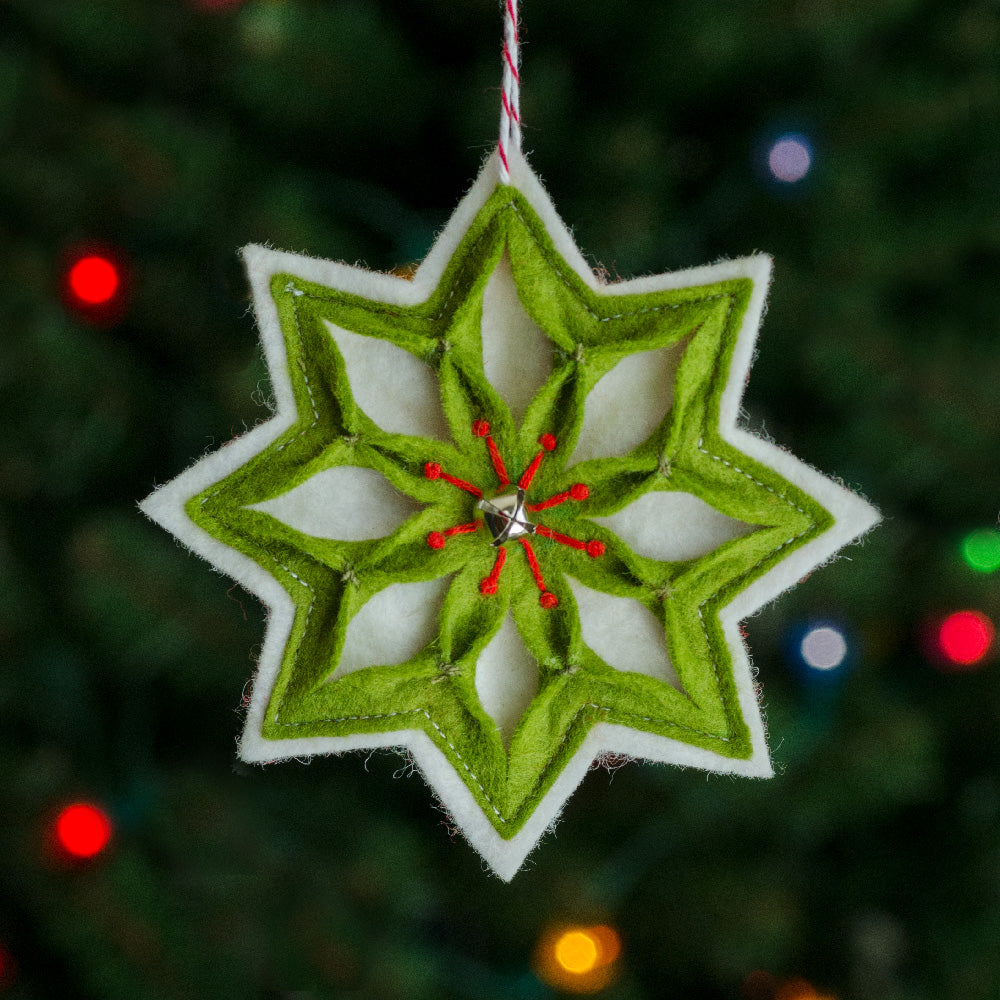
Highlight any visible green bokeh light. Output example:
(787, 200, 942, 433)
(961, 529, 1000, 573)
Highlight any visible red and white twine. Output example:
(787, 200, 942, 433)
(498, 0, 521, 184)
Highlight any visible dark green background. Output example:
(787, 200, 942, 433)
(2, 1, 998, 997)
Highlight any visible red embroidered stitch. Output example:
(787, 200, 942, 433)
(481, 546, 507, 595)
(429, 423, 603, 607)
(525, 483, 588, 512)
(519, 538, 557, 607)
(472, 421, 511, 486)
(424, 461, 482, 498)
(534, 524, 604, 557)
(519, 434, 556, 490)
(426, 522, 479, 549)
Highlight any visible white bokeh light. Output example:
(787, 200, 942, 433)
(768, 135, 812, 183)
(799, 625, 848, 670)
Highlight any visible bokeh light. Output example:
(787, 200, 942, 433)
(534, 924, 621, 993)
(0, 945, 14, 989)
(54, 802, 113, 859)
(799, 625, 848, 671)
(768, 134, 812, 183)
(61, 245, 128, 323)
(786, 619, 853, 682)
(961, 528, 1000, 573)
(555, 930, 599, 974)
(937, 610, 994, 667)
(775, 979, 838, 1000)
(68, 255, 119, 306)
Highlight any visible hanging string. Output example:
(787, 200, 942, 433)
(498, 0, 521, 184)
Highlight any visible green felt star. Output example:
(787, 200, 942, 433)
(142, 152, 878, 878)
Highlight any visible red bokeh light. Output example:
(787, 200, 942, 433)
(68, 255, 120, 306)
(937, 610, 994, 666)
(0, 944, 15, 988)
(54, 803, 112, 859)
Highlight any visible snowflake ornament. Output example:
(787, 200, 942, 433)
(141, 150, 879, 878)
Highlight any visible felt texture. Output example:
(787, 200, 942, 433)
(590, 489, 753, 562)
(139, 149, 880, 880)
(249, 466, 422, 541)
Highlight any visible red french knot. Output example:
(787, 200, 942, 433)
(480, 546, 507, 595)
(424, 460, 482, 498)
(586, 540, 605, 558)
(519, 538, 558, 608)
(526, 482, 589, 513)
(427, 532, 446, 550)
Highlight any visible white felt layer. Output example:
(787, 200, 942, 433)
(139, 148, 880, 882)
(568, 339, 685, 466)
(248, 466, 422, 541)
(567, 577, 682, 690)
(591, 490, 753, 563)
(482, 252, 553, 426)
(322, 319, 450, 442)
(331, 576, 451, 680)
(474, 612, 539, 748)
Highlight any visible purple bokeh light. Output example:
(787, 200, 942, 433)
(768, 134, 812, 183)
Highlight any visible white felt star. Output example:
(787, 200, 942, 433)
(141, 151, 879, 879)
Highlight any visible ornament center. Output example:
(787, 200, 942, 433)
(478, 488, 536, 546)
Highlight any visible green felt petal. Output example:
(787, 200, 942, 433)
(187, 185, 830, 839)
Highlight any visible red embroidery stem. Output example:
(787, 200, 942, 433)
(518, 433, 557, 490)
(519, 452, 544, 490)
(534, 524, 584, 549)
(519, 538, 546, 591)
(519, 539, 558, 607)
(486, 437, 509, 486)
(472, 420, 509, 486)
(480, 546, 507, 595)
(534, 525, 606, 558)
(445, 521, 480, 537)
(424, 461, 482, 499)
(526, 483, 589, 512)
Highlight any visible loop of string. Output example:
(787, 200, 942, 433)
(498, 0, 521, 184)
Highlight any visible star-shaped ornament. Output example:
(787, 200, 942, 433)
(141, 151, 879, 879)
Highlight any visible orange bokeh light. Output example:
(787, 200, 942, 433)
(775, 978, 837, 1000)
(535, 924, 621, 994)
(68, 255, 120, 306)
(555, 930, 600, 974)
(54, 802, 112, 859)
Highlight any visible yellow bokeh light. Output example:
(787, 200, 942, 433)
(555, 930, 600, 974)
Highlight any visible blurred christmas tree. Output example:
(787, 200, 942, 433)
(1, 1, 999, 997)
